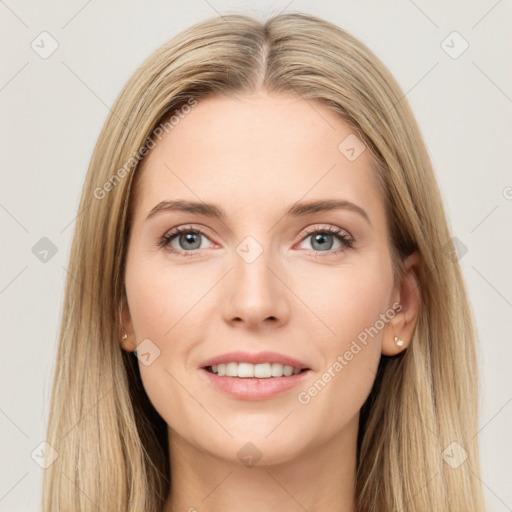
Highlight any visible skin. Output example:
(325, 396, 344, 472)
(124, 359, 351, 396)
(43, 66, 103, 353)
(121, 90, 420, 512)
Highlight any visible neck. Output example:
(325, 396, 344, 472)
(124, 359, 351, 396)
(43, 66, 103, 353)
(163, 415, 358, 512)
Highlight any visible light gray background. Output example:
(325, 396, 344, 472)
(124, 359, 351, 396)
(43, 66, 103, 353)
(1, 1, 511, 510)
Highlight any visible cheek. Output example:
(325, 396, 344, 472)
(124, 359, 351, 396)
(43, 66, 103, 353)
(291, 256, 393, 428)
(125, 254, 204, 340)
(123, 254, 217, 412)
(294, 255, 394, 348)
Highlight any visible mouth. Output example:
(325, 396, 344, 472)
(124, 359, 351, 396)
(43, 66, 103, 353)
(198, 351, 312, 400)
(203, 362, 310, 378)
(200, 362, 312, 401)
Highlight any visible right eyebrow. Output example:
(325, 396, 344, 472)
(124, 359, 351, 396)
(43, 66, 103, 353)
(145, 200, 225, 221)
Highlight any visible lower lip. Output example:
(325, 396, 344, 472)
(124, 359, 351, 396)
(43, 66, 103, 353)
(199, 368, 312, 401)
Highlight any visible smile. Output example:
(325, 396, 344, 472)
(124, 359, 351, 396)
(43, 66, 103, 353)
(205, 362, 307, 378)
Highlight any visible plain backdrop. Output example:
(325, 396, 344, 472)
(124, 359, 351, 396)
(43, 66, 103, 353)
(1, 1, 511, 510)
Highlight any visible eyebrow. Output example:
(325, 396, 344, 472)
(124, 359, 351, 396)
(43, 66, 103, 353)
(145, 199, 371, 225)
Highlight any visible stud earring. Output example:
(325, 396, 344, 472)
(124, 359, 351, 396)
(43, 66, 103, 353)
(120, 333, 137, 356)
(394, 336, 404, 347)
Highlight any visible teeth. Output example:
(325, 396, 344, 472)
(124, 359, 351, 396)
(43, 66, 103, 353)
(226, 362, 238, 377)
(271, 363, 283, 377)
(254, 363, 271, 378)
(208, 362, 304, 378)
(283, 365, 293, 376)
(238, 362, 254, 378)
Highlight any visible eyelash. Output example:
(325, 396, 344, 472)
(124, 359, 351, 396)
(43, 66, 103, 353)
(158, 224, 355, 258)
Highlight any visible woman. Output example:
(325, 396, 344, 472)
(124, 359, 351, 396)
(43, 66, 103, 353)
(42, 12, 486, 511)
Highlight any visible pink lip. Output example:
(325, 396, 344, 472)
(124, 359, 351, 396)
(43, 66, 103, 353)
(198, 350, 312, 401)
(199, 350, 311, 370)
(199, 367, 312, 401)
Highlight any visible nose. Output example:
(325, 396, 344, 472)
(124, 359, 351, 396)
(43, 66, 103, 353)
(221, 246, 290, 329)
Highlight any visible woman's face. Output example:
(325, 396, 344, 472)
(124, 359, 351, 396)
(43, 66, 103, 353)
(122, 91, 403, 465)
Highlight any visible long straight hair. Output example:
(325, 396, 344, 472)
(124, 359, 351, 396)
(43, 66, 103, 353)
(42, 12, 485, 511)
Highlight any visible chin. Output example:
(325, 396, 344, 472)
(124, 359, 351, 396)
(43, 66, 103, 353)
(204, 429, 312, 468)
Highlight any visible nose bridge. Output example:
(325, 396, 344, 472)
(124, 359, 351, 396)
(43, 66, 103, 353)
(223, 234, 288, 325)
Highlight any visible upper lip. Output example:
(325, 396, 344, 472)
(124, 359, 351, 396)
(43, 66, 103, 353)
(200, 351, 311, 370)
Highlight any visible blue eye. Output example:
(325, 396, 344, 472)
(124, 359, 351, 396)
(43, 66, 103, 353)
(159, 227, 212, 256)
(299, 225, 355, 253)
(159, 224, 355, 258)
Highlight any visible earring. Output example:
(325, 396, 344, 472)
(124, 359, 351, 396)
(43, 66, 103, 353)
(120, 333, 137, 356)
(394, 336, 404, 347)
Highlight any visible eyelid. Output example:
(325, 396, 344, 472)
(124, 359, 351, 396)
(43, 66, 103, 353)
(161, 223, 215, 239)
(299, 223, 353, 241)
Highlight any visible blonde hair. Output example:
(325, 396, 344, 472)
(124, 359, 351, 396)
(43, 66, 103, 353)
(42, 12, 485, 511)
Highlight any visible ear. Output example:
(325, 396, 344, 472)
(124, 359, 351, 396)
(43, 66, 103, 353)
(119, 294, 137, 352)
(382, 251, 421, 356)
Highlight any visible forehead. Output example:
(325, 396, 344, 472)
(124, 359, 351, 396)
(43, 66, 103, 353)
(133, 91, 384, 224)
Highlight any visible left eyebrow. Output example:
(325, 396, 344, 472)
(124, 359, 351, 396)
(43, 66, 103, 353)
(145, 198, 371, 226)
(284, 199, 371, 226)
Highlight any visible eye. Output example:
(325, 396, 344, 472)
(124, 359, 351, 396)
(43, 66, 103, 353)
(297, 225, 355, 256)
(158, 224, 355, 258)
(159, 225, 214, 257)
